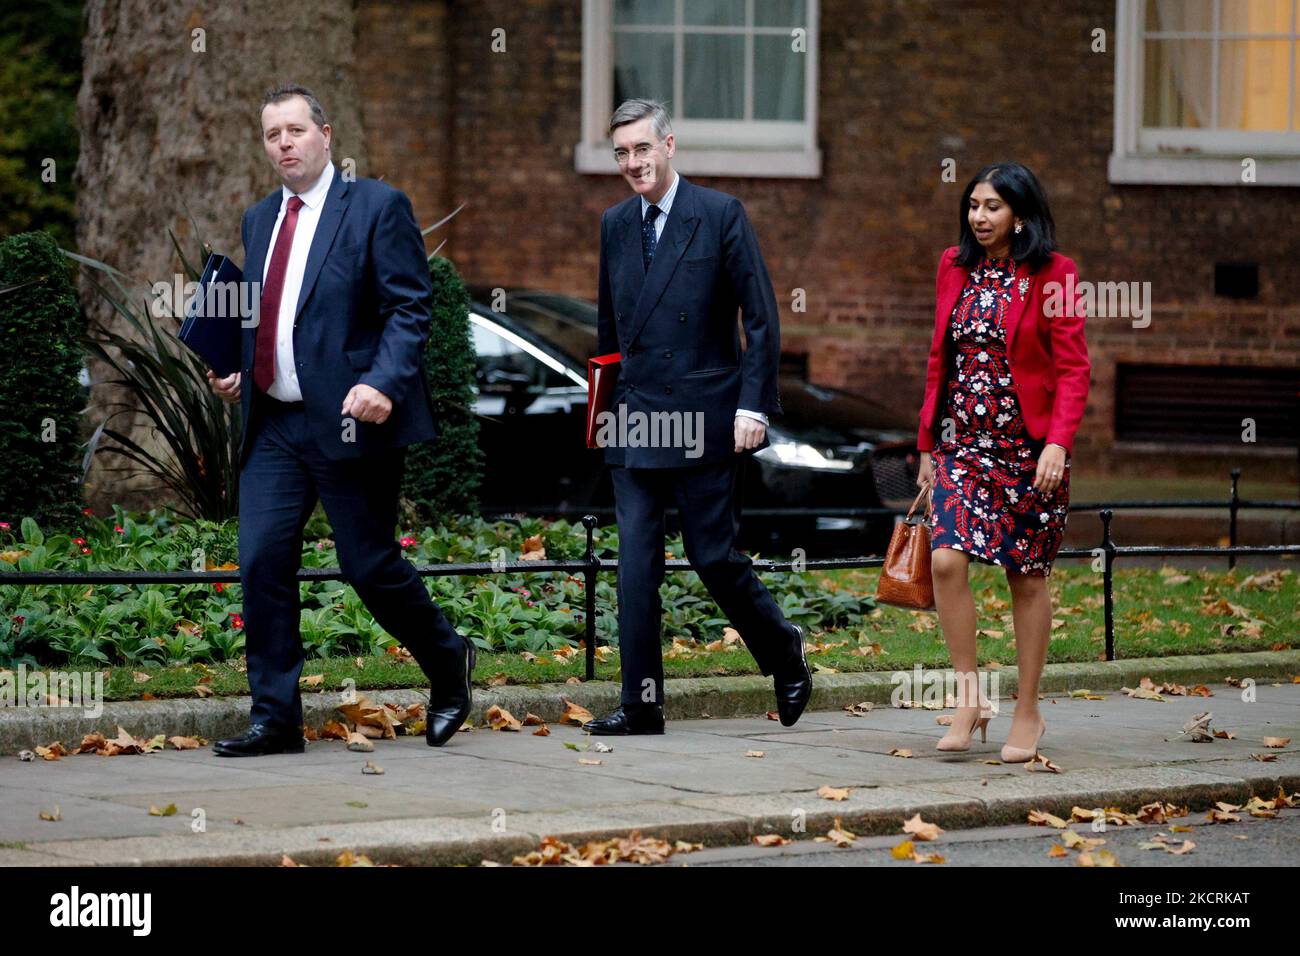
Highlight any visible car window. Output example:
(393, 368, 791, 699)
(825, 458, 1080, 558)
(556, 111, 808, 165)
(467, 323, 569, 413)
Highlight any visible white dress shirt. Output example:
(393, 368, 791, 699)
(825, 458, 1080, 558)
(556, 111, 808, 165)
(261, 161, 336, 402)
(641, 169, 768, 428)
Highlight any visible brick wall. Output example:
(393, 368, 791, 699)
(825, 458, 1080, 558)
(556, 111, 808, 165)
(354, 0, 1300, 485)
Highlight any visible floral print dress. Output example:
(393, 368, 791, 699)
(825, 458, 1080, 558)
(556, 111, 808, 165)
(929, 256, 1069, 576)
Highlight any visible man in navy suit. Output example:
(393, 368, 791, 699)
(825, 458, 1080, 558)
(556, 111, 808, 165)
(207, 85, 474, 755)
(584, 99, 812, 736)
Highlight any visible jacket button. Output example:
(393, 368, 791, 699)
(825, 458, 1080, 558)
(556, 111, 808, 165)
(678, 312, 687, 322)
(617, 311, 625, 322)
(663, 350, 672, 359)
(664, 385, 672, 395)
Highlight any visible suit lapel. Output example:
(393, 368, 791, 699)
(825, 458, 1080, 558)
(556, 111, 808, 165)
(1003, 259, 1033, 350)
(625, 177, 700, 346)
(293, 171, 351, 320)
(935, 251, 968, 337)
(616, 198, 644, 302)
(241, 196, 278, 367)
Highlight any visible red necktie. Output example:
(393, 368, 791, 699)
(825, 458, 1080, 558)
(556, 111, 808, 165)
(254, 195, 305, 393)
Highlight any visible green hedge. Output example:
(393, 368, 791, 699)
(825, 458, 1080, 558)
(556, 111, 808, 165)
(402, 254, 482, 518)
(0, 230, 85, 528)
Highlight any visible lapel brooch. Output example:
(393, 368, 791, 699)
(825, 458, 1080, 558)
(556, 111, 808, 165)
(1017, 277, 1030, 301)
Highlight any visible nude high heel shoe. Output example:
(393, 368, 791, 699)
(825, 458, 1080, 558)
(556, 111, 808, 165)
(1000, 716, 1046, 763)
(936, 707, 993, 752)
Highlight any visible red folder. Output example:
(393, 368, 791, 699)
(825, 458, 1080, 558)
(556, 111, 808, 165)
(586, 352, 622, 448)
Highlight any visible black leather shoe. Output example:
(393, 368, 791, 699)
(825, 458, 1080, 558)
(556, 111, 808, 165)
(583, 703, 665, 736)
(212, 722, 305, 757)
(773, 624, 813, 727)
(427, 636, 477, 747)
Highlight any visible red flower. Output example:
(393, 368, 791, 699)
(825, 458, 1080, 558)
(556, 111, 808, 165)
(82, 508, 94, 516)
(400, 536, 417, 548)
(80, 547, 92, 555)
(73, 537, 86, 546)
(0, 522, 10, 530)
(230, 612, 244, 630)
(214, 582, 225, 593)
(114, 525, 125, 534)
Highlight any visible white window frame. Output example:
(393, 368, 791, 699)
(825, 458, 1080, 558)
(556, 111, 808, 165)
(1110, 0, 1300, 185)
(576, 0, 822, 178)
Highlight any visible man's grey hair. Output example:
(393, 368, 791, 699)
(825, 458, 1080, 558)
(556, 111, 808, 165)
(608, 98, 672, 140)
(261, 83, 328, 129)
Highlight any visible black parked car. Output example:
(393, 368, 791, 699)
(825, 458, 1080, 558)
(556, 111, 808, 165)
(464, 287, 921, 556)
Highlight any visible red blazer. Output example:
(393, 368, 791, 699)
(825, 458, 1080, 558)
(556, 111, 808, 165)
(917, 247, 1090, 455)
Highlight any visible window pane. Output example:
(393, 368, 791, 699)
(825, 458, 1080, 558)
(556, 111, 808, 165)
(1219, 0, 1294, 33)
(684, 34, 745, 118)
(1143, 38, 1213, 127)
(684, 0, 746, 27)
(1218, 39, 1291, 128)
(613, 0, 673, 26)
(614, 32, 674, 105)
(1147, 0, 1216, 34)
(753, 34, 806, 120)
(755, 0, 808, 27)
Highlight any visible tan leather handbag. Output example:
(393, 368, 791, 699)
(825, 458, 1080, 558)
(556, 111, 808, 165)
(876, 485, 936, 611)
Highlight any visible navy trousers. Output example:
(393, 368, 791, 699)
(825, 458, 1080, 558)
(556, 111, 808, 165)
(238, 395, 463, 730)
(610, 459, 798, 708)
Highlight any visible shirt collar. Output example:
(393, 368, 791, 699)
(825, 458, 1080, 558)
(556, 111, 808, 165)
(282, 161, 334, 211)
(640, 169, 679, 220)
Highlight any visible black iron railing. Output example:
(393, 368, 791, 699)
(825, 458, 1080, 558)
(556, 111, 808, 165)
(3, 470, 1297, 677)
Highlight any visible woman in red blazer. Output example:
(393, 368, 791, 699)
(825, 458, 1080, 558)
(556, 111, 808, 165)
(915, 163, 1089, 762)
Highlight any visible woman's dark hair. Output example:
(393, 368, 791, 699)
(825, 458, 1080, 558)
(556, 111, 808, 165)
(956, 162, 1056, 271)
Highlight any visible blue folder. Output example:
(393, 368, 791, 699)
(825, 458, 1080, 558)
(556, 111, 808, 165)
(177, 253, 246, 378)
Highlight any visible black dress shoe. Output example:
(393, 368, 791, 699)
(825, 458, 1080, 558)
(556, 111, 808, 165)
(583, 703, 665, 736)
(212, 723, 305, 757)
(773, 623, 813, 727)
(427, 635, 477, 747)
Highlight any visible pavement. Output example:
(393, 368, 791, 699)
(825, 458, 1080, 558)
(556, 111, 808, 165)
(1, 658, 1297, 867)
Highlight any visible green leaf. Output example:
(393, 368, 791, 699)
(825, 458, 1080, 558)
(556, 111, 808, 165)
(20, 517, 43, 547)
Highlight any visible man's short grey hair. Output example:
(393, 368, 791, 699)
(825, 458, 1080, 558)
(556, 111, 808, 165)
(608, 98, 672, 140)
(261, 83, 328, 129)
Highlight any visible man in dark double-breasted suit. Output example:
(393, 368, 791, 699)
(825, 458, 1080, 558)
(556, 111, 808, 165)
(585, 99, 812, 736)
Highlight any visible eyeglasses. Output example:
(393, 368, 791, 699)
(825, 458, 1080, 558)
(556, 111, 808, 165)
(613, 141, 664, 166)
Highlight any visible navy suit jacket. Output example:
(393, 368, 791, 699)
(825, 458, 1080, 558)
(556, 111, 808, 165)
(596, 176, 782, 468)
(238, 169, 437, 466)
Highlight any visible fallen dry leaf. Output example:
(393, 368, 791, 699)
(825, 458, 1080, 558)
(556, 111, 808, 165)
(1028, 809, 1069, 829)
(560, 698, 595, 727)
(485, 704, 523, 732)
(817, 785, 850, 801)
(902, 813, 944, 841)
(345, 732, 374, 753)
(753, 834, 789, 847)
